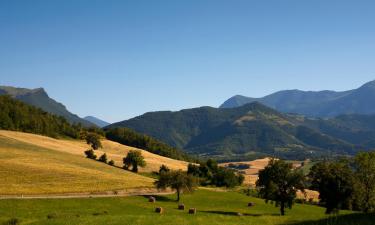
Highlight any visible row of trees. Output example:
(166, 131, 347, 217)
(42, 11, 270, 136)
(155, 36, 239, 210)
(256, 152, 375, 216)
(187, 159, 244, 188)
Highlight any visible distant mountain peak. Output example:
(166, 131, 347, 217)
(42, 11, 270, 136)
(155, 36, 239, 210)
(84, 116, 110, 128)
(220, 80, 375, 117)
(360, 80, 375, 89)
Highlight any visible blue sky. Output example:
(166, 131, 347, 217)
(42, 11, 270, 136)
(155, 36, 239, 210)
(1, 0, 374, 122)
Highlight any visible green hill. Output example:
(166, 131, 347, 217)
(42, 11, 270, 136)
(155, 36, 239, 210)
(108, 103, 355, 160)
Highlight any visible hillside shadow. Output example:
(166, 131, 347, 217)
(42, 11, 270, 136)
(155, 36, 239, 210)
(288, 213, 375, 225)
(201, 210, 279, 217)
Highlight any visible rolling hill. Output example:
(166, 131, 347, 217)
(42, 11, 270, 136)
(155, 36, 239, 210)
(0, 86, 94, 127)
(108, 102, 357, 160)
(220, 80, 375, 117)
(0, 130, 189, 195)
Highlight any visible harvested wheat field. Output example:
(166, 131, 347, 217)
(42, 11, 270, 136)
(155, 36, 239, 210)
(0, 130, 189, 173)
(220, 158, 319, 202)
(0, 130, 188, 195)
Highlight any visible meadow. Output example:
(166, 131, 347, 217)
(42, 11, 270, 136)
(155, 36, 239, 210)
(0, 189, 372, 225)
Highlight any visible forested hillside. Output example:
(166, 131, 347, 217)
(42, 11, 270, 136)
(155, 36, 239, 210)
(108, 102, 356, 160)
(0, 95, 82, 138)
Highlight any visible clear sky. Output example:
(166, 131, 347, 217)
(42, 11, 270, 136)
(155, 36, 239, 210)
(1, 0, 374, 122)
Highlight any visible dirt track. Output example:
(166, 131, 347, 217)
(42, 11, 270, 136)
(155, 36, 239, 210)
(0, 188, 174, 200)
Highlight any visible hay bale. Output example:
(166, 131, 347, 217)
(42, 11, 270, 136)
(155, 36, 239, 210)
(155, 207, 163, 214)
(178, 204, 185, 210)
(188, 208, 197, 214)
(149, 196, 156, 203)
(248, 202, 255, 207)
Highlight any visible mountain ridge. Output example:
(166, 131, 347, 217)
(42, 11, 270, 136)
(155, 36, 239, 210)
(220, 80, 375, 117)
(0, 85, 95, 127)
(107, 102, 362, 160)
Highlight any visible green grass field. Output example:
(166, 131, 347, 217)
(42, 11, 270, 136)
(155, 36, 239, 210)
(1, 189, 372, 225)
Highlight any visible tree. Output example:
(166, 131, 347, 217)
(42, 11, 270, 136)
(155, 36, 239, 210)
(309, 161, 355, 214)
(85, 133, 102, 150)
(155, 170, 197, 201)
(159, 164, 170, 174)
(256, 159, 305, 216)
(123, 150, 146, 172)
(354, 152, 375, 213)
(108, 160, 115, 166)
(98, 153, 108, 163)
(84, 149, 97, 159)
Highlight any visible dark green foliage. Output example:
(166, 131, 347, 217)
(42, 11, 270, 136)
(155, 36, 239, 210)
(159, 164, 170, 174)
(353, 152, 375, 213)
(256, 159, 305, 216)
(105, 127, 193, 161)
(123, 150, 146, 173)
(84, 149, 97, 159)
(309, 161, 355, 214)
(108, 160, 115, 166)
(212, 167, 245, 188)
(98, 153, 108, 163)
(187, 159, 244, 188)
(108, 102, 358, 160)
(0, 95, 82, 138)
(155, 170, 197, 201)
(85, 133, 102, 150)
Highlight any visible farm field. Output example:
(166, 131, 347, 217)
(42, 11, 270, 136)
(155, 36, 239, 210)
(0, 189, 370, 225)
(0, 130, 189, 173)
(0, 133, 156, 195)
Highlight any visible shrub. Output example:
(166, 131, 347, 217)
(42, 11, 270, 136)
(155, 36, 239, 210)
(98, 153, 108, 163)
(108, 160, 115, 166)
(84, 149, 97, 159)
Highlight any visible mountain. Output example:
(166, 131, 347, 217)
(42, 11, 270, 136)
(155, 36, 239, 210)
(0, 86, 95, 127)
(84, 116, 110, 128)
(220, 80, 375, 117)
(107, 102, 359, 160)
(0, 95, 82, 138)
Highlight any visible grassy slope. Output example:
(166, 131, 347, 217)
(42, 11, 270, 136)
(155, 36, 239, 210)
(0, 189, 365, 225)
(0, 134, 156, 195)
(0, 130, 189, 173)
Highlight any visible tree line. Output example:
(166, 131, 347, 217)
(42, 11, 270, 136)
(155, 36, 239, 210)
(256, 152, 375, 216)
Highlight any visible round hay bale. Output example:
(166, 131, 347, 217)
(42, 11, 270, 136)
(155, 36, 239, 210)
(248, 202, 255, 207)
(178, 204, 185, 210)
(155, 207, 163, 214)
(149, 196, 156, 203)
(188, 208, 197, 214)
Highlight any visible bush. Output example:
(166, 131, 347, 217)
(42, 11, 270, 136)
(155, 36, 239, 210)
(98, 153, 108, 163)
(159, 164, 170, 174)
(84, 149, 97, 159)
(108, 160, 115, 166)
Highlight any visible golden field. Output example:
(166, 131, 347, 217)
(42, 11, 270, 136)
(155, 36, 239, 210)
(0, 130, 188, 195)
